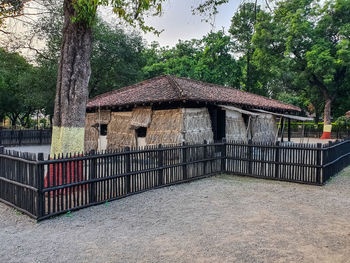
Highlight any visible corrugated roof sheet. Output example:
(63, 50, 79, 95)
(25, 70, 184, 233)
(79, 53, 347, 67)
(87, 75, 301, 112)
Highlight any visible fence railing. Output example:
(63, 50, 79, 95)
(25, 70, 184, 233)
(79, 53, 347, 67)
(0, 129, 52, 146)
(1, 139, 349, 220)
(282, 130, 350, 139)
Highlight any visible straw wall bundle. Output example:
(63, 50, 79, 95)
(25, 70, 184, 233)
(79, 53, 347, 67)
(225, 109, 248, 142)
(130, 107, 152, 128)
(107, 111, 136, 149)
(146, 109, 183, 145)
(182, 108, 213, 144)
(84, 110, 111, 152)
(251, 113, 276, 143)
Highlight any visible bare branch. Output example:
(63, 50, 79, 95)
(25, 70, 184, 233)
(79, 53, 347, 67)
(1, 12, 51, 19)
(0, 29, 10, 34)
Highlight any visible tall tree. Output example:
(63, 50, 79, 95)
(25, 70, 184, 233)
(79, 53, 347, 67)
(229, 2, 260, 93)
(253, 0, 350, 137)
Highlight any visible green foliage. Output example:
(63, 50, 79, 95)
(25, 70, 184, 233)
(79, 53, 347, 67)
(0, 48, 36, 126)
(89, 20, 145, 97)
(229, 2, 260, 54)
(253, 0, 350, 120)
(229, 2, 276, 96)
(335, 116, 350, 130)
(143, 30, 241, 88)
(72, 0, 107, 26)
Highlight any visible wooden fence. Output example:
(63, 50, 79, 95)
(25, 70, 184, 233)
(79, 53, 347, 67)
(0, 139, 349, 220)
(282, 130, 350, 139)
(0, 129, 52, 146)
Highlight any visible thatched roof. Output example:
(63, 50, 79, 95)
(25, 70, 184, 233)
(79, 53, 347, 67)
(87, 75, 301, 113)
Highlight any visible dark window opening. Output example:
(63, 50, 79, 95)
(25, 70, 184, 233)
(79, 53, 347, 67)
(208, 106, 226, 141)
(216, 109, 226, 140)
(100, 124, 108, 136)
(136, 127, 147, 138)
(242, 114, 250, 127)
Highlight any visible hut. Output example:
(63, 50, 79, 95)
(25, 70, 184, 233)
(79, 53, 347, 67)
(85, 75, 301, 151)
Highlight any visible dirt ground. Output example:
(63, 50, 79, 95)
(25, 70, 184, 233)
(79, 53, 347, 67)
(1, 168, 350, 263)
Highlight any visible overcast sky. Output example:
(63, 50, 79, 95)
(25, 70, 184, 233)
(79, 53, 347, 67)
(138, 0, 242, 47)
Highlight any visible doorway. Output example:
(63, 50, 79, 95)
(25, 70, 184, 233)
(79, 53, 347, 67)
(98, 124, 108, 151)
(208, 106, 226, 141)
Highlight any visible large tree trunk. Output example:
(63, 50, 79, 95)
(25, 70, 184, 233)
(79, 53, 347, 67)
(50, 0, 93, 156)
(320, 94, 333, 139)
(323, 97, 332, 125)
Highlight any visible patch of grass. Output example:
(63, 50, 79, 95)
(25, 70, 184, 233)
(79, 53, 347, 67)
(65, 211, 73, 218)
(14, 209, 23, 216)
(341, 167, 350, 177)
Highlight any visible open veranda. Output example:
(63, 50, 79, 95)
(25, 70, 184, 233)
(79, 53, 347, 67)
(1, 167, 349, 263)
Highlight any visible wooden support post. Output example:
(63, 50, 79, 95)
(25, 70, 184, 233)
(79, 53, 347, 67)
(203, 140, 207, 175)
(125, 147, 131, 193)
(182, 142, 187, 180)
(19, 130, 23, 145)
(89, 149, 97, 203)
(274, 141, 280, 178)
(288, 118, 291, 142)
(316, 143, 322, 184)
(158, 144, 163, 186)
(280, 117, 285, 143)
(37, 153, 44, 219)
(221, 138, 226, 173)
(39, 129, 43, 145)
(248, 139, 252, 175)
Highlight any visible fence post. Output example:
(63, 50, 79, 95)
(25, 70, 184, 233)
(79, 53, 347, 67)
(158, 144, 163, 186)
(274, 141, 280, 178)
(89, 149, 97, 203)
(19, 130, 23, 145)
(0, 130, 2, 145)
(221, 138, 226, 173)
(316, 143, 322, 184)
(248, 139, 252, 175)
(203, 140, 208, 175)
(288, 118, 291, 142)
(0, 146, 3, 154)
(125, 147, 131, 193)
(37, 153, 45, 219)
(39, 129, 43, 145)
(182, 142, 187, 180)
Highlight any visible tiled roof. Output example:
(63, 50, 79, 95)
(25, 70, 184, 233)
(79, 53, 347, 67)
(87, 75, 301, 112)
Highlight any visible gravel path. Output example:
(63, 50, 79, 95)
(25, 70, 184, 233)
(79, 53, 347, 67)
(1, 168, 350, 263)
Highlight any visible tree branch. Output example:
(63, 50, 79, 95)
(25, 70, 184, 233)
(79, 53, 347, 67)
(0, 29, 10, 34)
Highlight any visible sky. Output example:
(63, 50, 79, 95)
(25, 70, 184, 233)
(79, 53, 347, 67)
(1, 0, 243, 58)
(100, 0, 244, 47)
(141, 0, 242, 47)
